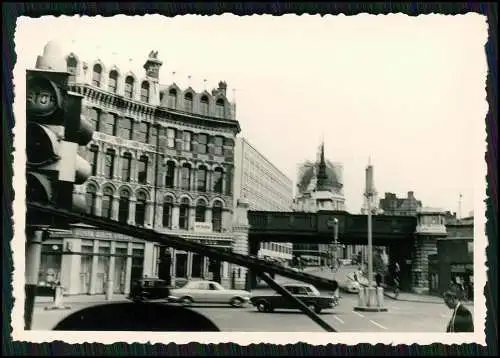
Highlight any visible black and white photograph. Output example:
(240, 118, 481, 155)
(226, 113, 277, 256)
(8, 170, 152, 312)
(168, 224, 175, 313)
(12, 13, 487, 345)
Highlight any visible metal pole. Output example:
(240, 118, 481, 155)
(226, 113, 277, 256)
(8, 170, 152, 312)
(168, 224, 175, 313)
(367, 193, 373, 287)
(257, 272, 337, 332)
(25, 229, 44, 330)
(333, 219, 338, 267)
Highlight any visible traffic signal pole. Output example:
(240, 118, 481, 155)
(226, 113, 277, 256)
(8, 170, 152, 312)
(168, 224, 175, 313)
(24, 229, 44, 330)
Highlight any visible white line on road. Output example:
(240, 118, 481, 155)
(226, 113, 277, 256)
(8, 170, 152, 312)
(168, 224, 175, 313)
(353, 311, 365, 318)
(370, 320, 387, 330)
(334, 316, 345, 324)
(392, 306, 400, 310)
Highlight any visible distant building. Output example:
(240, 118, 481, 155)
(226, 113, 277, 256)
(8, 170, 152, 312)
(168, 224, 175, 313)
(292, 142, 355, 266)
(379, 191, 422, 216)
(233, 137, 294, 264)
(428, 217, 474, 298)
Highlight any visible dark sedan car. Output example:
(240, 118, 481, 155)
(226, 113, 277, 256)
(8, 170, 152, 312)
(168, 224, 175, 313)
(128, 278, 171, 302)
(250, 283, 336, 314)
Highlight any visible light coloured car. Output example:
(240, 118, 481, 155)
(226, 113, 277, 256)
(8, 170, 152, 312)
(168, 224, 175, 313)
(339, 273, 361, 293)
(169, 280, 252, 307)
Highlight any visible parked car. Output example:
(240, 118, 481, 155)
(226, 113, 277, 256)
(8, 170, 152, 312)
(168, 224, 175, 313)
(168, 280, 252, 307)
(250, 283, 336, 314)
(128, 277, 171, 302)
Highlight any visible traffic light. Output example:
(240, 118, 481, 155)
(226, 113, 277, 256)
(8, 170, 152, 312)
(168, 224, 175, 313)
(26, 68, 94, 214)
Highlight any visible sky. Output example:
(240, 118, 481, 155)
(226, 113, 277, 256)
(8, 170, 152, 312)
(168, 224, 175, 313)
(14, 14, 488, 215)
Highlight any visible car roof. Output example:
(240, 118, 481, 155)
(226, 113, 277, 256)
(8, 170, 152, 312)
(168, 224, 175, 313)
(140, 278, 166, 282)
(284, 283, 314, 288)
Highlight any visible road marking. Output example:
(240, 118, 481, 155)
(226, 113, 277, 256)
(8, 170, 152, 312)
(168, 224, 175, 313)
(370, 319, 387, 330)
(392, 306, 400, 310)
(353, 311, 365, 318)
(334, 316, 345, 324)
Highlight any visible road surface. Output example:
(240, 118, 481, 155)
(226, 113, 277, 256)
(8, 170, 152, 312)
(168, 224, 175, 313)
(31, 290, 469, 332)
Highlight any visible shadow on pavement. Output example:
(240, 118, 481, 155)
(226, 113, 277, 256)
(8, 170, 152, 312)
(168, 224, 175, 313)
(247, 309, 335, 315)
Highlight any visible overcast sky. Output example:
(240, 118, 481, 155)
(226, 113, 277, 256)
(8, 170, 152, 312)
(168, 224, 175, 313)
(14, 14, 488, 215)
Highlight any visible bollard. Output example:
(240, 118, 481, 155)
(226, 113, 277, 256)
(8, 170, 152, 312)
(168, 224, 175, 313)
(44, 284, 71, 311)
(376, 286, 384, 307)
(357, 287, 366, 307)
(105, 280, 113, 301)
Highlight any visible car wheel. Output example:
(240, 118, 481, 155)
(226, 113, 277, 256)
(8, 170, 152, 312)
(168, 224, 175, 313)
(230, 297, 245, 308)
(180, 297, 194, 306)
(256, 301, 270, 313)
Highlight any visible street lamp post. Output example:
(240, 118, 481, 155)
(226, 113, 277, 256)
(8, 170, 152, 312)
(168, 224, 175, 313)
(354, 162, 388, 312)
(333, 218, 339, 268)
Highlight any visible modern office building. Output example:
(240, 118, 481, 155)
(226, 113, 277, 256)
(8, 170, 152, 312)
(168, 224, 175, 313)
(34, 41, 241, 295)
(233, 137, 294, 264)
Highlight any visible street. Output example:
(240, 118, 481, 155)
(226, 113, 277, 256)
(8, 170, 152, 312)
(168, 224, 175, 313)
(31, 287, 470, 333)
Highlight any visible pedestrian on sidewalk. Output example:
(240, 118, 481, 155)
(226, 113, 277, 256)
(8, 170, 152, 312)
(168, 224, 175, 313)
(444, 286, 474, 333)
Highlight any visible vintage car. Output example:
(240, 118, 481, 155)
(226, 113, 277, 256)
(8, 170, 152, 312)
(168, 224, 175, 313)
(127, 277, 171, 302)
(168, 280, 252, 307)
(250, 283, 336, 314)
(339, 272, 362, 293)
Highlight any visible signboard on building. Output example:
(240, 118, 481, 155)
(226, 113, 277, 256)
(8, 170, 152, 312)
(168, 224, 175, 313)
(194, 222, 213, 233)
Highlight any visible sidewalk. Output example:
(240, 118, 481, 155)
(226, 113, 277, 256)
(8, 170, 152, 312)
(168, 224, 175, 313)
(306, 266, 473, 305)
(35, 294, 128, 306)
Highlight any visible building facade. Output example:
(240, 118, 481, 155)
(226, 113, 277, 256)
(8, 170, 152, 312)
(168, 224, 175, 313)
(428, 218, 474, 299)
(35, 41, 242, 295)
(233, 137, 294, 264)
(379, 191, 423, 216)
(292, 143, 347, 266)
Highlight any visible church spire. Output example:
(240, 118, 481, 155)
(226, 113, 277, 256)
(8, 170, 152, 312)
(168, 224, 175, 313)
(316, 141, 330, 191)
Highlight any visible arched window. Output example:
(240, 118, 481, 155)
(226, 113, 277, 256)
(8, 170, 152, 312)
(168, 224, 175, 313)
(197, 166, 207, 192)
(162, 196, 174, 228)
(141, 81, 150, 103)
(101, 187, 114, 219)
(212, 201, 223, 232)
(138, 155, 149, 184)
(181, 163, 191, 190)
(104, 149, 115, 179)
(179, 198, 190, 230)
(200, 95, 209, 115)
(195, 199, 207, 223)
(135, 191, 147, 226)
(184, 92, 193, 112)
(118, 189, 130, 223)
(215, 98, 225, 118)
(165, 161, 175, 188)
(125, 76, 134, 99)
(67, 56, 78, 82)
(85, 185, 97, 215)
(92, 64, 102, 87)
(212, 167, 223, 193)
(108, 70, 118, 93)
(168, 89, 177, 109)
(121, 153, 132, 182)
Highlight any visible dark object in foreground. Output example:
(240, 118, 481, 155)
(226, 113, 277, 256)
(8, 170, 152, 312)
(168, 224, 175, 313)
(53, 302, 220, 331)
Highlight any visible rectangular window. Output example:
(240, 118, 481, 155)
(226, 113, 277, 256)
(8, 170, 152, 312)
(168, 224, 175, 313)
(135, 122, 149, 143)
(104, 151, 115, 179)
(166, 128, 176, 148)
(214, 136, 223, 156)
(138, 157, 148, 184)
(121, 155, 131, 182)
(101, 113, 117, 136)
(119, 118, 133, 140)
(89, 145, 99, 176)
(150, 125, 158, 146)
(89, 108, 100, 131)
(182, 131, 192, 151)
(197, 134, 208, 154)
